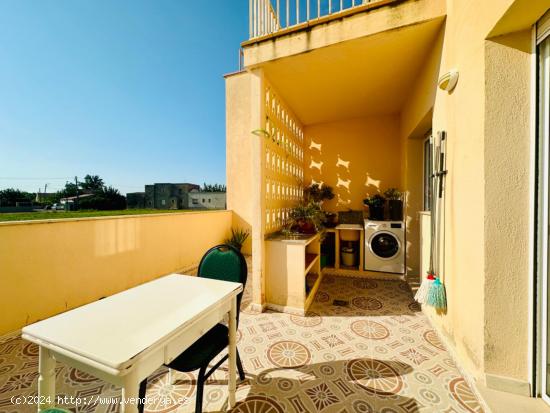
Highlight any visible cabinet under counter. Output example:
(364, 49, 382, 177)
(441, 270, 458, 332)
(265, 232, 322, 315)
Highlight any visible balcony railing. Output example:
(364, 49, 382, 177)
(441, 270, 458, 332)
(249, 0, 387, 39)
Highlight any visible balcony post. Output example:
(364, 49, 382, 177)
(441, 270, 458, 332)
(249, 0, 253, 37)
(286, 0, 290, 28)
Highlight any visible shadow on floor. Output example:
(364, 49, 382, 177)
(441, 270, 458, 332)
(158, 358, 418, 413)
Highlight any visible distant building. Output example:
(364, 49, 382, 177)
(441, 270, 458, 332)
(35, 192, 56, 203)
(126, 192, 146, 209)
(188, 189, 226, 210)
(144, 183, 201, 209)
(60, 194, 94, 205)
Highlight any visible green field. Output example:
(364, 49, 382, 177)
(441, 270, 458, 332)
(0, 209, 201, 222)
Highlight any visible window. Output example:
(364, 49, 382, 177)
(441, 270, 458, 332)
(202, 198, 205, 203)
(161, 199, 166, 206)
(208, 199, 211, 203)
(192, 199, 199, 205)
(423, 133, 433, 211)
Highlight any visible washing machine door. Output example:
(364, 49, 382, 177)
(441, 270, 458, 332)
(369, 231, 400, 259)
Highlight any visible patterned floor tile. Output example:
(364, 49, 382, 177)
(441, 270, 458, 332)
(0, 273, 485, 412)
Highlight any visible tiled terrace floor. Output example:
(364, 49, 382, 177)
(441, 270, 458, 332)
(0, 275, 485, 413)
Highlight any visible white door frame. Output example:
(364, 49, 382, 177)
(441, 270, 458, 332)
(536, 11, 550, 403)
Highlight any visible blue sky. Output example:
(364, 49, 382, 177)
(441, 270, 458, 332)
(0, 1, 248, 194)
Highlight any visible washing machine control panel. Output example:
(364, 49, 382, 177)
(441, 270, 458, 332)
(364, 221, 403, 229)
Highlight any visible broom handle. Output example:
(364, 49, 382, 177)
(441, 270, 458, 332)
(428, 134, 434, 274)
(438, 132, 447, 281)
(439, 131, 447, 198)
(430, 135, 440, 274)
(434, 132, 444, 277)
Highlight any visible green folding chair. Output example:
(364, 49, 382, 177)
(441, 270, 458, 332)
(138, 244, 247, 413)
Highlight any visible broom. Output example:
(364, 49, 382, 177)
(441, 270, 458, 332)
(426, 277, 446, 309)
(426, 132, 447, 311)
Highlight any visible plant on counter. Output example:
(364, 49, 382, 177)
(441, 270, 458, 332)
(224, 228, 250, 251)
(363, 194, 386, 221)
(282, 181, 333, 235)
(305, 183, 337, 227)
(287, 200, 326, 234)
(383, 188, 404, 221)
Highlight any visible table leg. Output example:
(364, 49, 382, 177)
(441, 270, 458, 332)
(38, 346, 56, 412)
(228, 296, 237, 408)
(168, 368, 174, 384)
(121, 371, 139, 413)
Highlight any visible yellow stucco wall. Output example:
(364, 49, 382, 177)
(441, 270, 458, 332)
(483, 29, 532, 386)
(400, 25, 444, 142)
(427, 0, 546, 392)
(403, 10, 535, 389)
(226, 70, 266, 309)
(304, 116, 402, 212)
(0, 211, 232, 335)
(226, 71, 255, 255)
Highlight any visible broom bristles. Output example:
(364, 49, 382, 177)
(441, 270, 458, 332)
(426, 278, 447, 310)
(414, 276, 433, 304)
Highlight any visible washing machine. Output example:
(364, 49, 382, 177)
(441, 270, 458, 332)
(364, 220, 405, 274)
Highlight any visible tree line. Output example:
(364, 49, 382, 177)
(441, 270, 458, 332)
(0, 175, 126, 210)
(201, 183, 226, 192)
(1, 177, 228, 209)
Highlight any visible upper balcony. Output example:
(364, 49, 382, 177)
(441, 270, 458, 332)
(242, 0, 446, 68)
(248, 0, 397, 41)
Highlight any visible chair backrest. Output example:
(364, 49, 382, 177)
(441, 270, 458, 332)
(197, 244, 248, 320)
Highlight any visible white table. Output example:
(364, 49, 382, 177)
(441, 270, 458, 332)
(21, 274, 243, 412)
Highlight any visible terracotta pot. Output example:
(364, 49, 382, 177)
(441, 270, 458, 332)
(297, 219, 316, 234)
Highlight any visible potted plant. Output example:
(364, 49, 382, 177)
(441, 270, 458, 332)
(224, 228, 250, 251)
(288, 200, 326, 234)
(384, 188, 403, 221)
(304, 184, 335, 204)
(304, 184, 337, 227)
(363, 194, 386, 221)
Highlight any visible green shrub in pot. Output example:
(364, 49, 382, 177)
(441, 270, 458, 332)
(304, 183, 336, 228)
(363, 194, 386, 221)
(304, 184, 335, 203)
(288, 201, 326, 234)
(224, 228, 250, 251)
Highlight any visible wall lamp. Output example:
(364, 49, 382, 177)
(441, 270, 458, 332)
(438, 69, 459, 93)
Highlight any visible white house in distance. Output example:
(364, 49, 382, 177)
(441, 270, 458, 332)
(188, 189, 226, 210)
